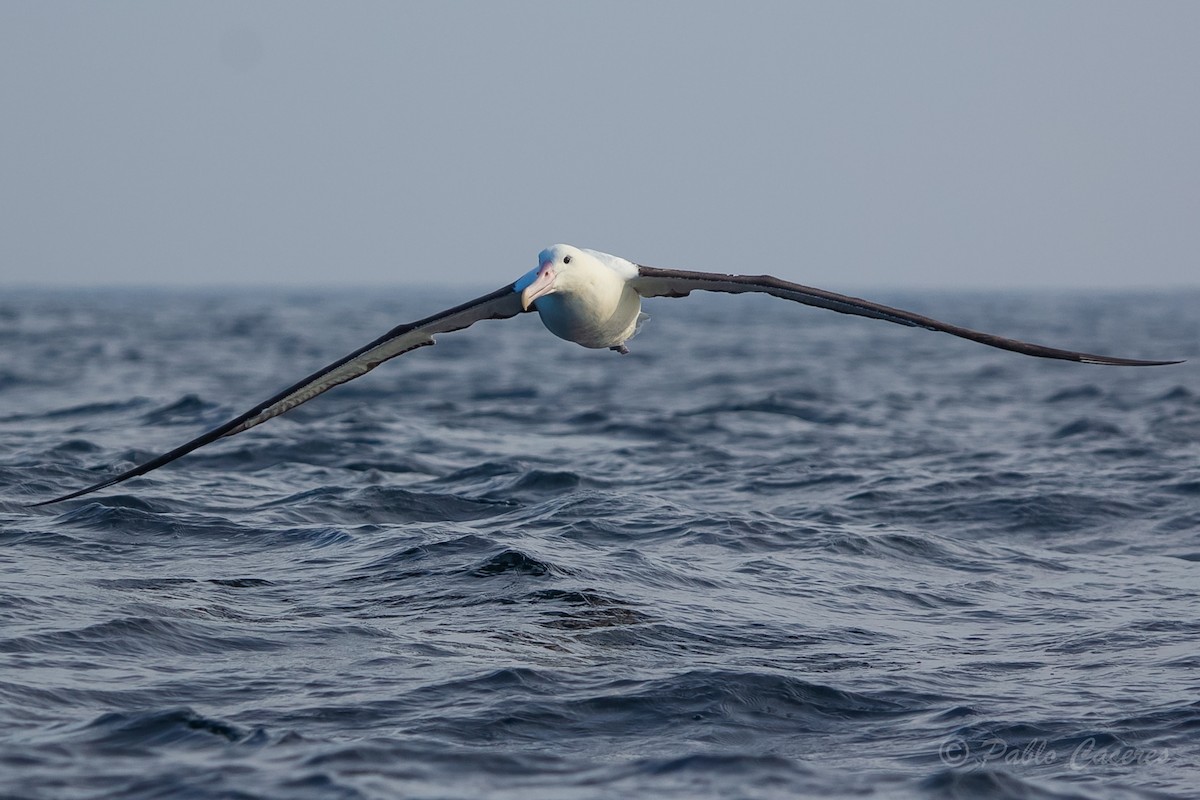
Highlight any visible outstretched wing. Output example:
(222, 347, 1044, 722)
(31, 285, 527, 506)
(632, 266, 1181, 367)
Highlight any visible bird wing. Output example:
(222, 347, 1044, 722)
(631, 266, 1182, 367)
(31, 285, 526, 506)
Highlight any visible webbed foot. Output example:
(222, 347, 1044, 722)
(610, 344, 630, 355)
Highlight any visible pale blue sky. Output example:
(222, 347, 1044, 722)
(2, 2, 1197, 289)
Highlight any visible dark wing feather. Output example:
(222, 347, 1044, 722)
(632, 266, 1181, 367)
(30, 285, 526, 506)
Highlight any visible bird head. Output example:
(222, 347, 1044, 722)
(515, 244, 588, 311)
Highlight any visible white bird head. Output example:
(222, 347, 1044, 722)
(515, 243, 590, 311)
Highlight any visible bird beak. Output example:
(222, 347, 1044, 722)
(520, 262, 557, 311)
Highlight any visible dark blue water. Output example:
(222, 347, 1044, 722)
(2, 286, 1198, 799)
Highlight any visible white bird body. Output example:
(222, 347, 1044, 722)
(28, 243, 1182, 506)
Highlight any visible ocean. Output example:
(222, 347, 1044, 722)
(1, 285, 1198, 799)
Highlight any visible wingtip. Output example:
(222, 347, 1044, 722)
(1080, 356, 1187, 367)
(25, 492, 82, 509)
(24, 498, 61, 509)
(24, 479, 120, 509)
(22, 495, 64, 510)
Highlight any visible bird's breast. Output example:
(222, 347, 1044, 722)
(536, 284, 643, 349)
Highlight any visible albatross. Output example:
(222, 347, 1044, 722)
(29, 244, 1181, 506)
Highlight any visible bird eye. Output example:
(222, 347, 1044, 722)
(563, 255, 572, 264)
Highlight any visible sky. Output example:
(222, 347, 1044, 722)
(1, 1, 1197, 290)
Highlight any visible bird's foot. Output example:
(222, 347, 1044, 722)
(610, 344, 630, 355)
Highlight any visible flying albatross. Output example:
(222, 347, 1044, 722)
(29, 244, 1181, 506)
